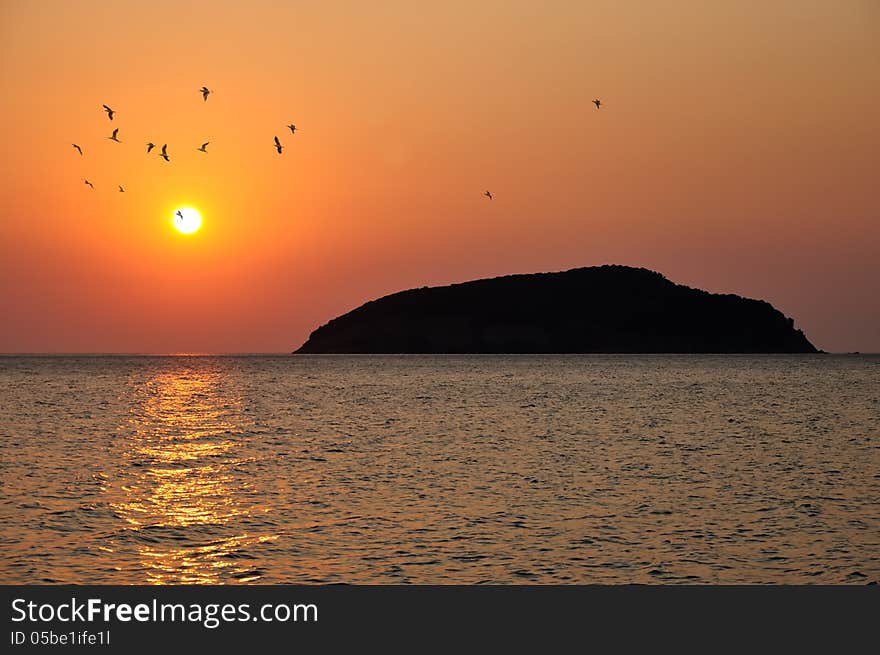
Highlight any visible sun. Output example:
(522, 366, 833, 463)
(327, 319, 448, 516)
(172, 207, 202, 234)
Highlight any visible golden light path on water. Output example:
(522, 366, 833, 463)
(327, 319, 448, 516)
(108, 364, 278, 584)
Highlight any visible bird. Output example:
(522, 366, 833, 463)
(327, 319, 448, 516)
(175, 210, 184, 220)
(159, 144, 169, 161)
(273, 136, 283, 154)
(593, 99, 602, 109)
(287, 124, 297, 134)
(118, 185, 125, 193)
(102, 104, 115, 120)
(146, 142, 155, 153)
(72, 144, 82, 156)
(84, 179, 94, 189)
(108, 128, 121, 142)
(484, 190, 493, 200)
(198, 142, 209, 152)
(200, 86, 211, 102)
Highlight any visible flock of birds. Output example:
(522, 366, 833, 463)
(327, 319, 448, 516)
(72, 84, 604, 200)
(72, 86, 301, 192)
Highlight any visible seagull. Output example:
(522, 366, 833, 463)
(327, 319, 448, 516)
(118, 185, 125, 193)
(200, 86, 211, 102)
(102, 104, 115, 120)
(159, 144, 169, 161)
(287, 124, 297, 134)
(484, 190, 493, 200)
(146, 142, 155, 153)
(108, 128, 121, 142)
(198, 142, 209, 152)
(84, 179, 94, 189)
(175, 210, 184, 220)
(274, 136, 283, 154)
(72, 144, 83, 156)
(593, 99, 602, 109)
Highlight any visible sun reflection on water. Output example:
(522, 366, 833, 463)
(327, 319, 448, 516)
(108, 364, 277, 584)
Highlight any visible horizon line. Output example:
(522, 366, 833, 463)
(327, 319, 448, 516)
(0, 352, 876, 357)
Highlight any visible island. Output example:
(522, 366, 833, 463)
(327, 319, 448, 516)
(294, 265, 819, 353)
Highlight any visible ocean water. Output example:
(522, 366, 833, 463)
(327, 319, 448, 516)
(0, 355, 877, 584)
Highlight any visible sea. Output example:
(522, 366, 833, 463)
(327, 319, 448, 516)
(1, 354, 878, 584)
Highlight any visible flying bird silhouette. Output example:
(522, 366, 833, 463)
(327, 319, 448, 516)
(108, 128, 121, 142)
(287, 124, 297, 134)
(274, 136, 283, 154)
(118, 185, 125, 193)
(484, 190, 493, 200)
(72, 144, 82, 156)
(102, 104, 115, 120)
(593, 99, 602, 109)
(159, 144, 169, 161)
(200, 86, 211, 101)
(84, 179, 94, 189)
(175, 210, 184, 220)
(198, 142, 209, 152)
(146, 142, 155, 153)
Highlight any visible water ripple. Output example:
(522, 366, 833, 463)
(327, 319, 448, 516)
(1, 354, 878, 584)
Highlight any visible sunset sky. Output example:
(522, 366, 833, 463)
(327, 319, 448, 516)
(1, 0, 877, 353)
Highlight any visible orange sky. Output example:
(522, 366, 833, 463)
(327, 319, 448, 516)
(1, 0, 878, 352)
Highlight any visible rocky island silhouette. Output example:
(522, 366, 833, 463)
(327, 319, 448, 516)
(295, 265, 818, 354)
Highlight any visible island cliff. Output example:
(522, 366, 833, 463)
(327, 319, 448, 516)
(294, 265, 818, 354)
